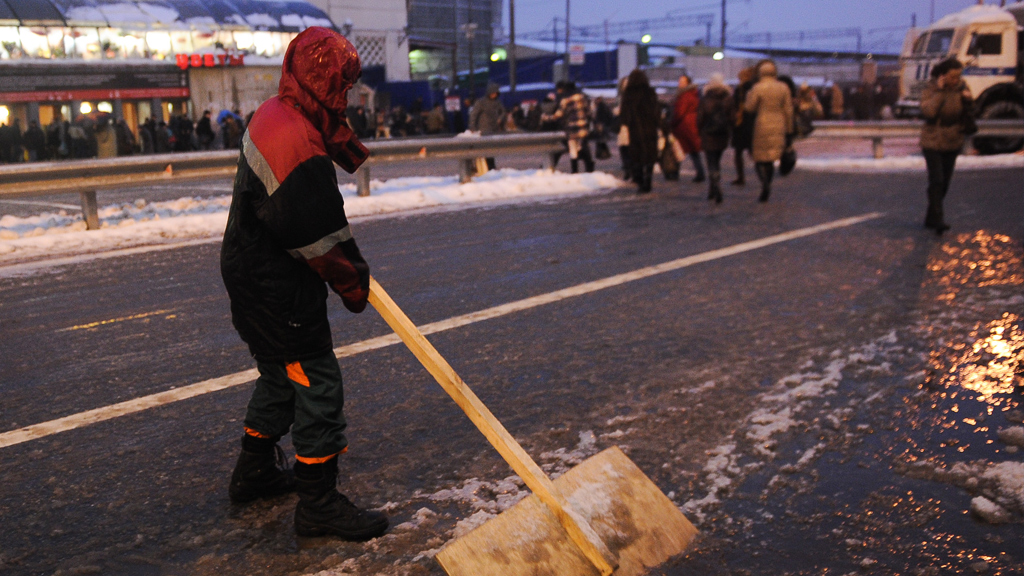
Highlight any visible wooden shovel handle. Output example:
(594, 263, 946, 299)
(368, 277, 616, 575)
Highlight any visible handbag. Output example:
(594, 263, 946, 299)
(779, 146, 797, 176)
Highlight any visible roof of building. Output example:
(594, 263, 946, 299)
(0, 0, 335, 33)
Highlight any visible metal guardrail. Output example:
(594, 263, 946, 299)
(0, 132, 566, 230)
(1, 122, 1021, 230)
(809, 119, 1024, 159)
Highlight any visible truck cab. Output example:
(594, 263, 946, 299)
(896, 3, 1023, 153)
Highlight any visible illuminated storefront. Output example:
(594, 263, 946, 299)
(0, 0, 336, 131)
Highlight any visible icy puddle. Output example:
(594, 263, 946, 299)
(673, 231, 1023, 575)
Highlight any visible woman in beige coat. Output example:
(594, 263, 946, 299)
(744, 60, 793, 202)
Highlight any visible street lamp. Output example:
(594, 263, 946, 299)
(641, 34, 652, 44)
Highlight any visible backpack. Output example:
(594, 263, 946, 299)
(704, 104, 731, 137)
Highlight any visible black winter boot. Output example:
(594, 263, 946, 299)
(708, 170, 723, 203)
(229, 435, 296, 503)
(294, 457, 388, 540)
(755, 162, 774, 203)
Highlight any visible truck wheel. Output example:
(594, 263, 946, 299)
(972, 100, 1024, 155)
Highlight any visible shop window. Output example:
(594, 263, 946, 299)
(170, 30, 193, 54)
(47, 28, 71, 58)
(146, 31, 172, 59)
(71, 28, 102, 60)
(1, 26, 21, 59)
(21, 28, 51, 58)
(192, 30, 218, 52)
(215, 30, 236, 51)
(97, 102, 113, 113)
(234, 31, 254, 51)
(0, 106, 10, 125)
(252, 31, 280, 56)
(81, 102, 93, 115)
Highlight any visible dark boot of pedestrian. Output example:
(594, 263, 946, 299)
(690, 152, 706, 183)
(294, 456, 388, 541)
(756, 162, 774, 203)
(708, 170, 723, 204)
(732, 150, 745, 185)
(923, 203, 950, 234)
(641, 163, 654, 193)
(229, 434, 297, 503)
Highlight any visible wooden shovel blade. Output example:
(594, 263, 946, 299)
(436, 446, 698, 576)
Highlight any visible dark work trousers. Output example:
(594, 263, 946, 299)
(922, 149, 959, 227)
(244, 350, 348, 462)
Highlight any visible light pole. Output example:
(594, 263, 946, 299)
(510, 0, 516, 93)
(565, 0, 570, 81)
(720, 0, 726, 48)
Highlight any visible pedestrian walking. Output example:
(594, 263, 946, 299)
(919, 57, 972, 234)
(220, 26, 388, 541)
(697, 73, 735, 204)
(619, 69, 660, 193)
(731, 67, 756, 186)
(196, 110, 216, 150)
(469, 82, 506, 170)
(94, 115, 118, 159)
(542, 81, 595, 173)
(23, 120, 46, 162)
(671, 74, 706, 183)
(744, 59, 793, 202)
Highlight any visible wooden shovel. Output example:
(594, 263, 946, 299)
(368, 278, 697, 576)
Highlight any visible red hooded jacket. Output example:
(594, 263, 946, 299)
(220, 27, 371, 363)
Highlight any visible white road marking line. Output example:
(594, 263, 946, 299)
(0, 212, 884, 449)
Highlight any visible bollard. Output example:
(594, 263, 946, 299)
(459, 159, 474, 184)
(356, 166, 371, 197)
(872, 137, 884, 159)
(80, 190, 100, 230)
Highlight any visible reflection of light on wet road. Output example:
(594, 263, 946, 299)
(937, 314, 1023, 406)
(924, 232, 1023, 410)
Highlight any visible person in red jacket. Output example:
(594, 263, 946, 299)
(220, 27, 388, 541)
(671, 74, 706, 184)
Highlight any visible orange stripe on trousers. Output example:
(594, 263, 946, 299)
(285, 362, 311, 387)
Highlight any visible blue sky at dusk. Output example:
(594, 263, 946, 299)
(505, 0, 1009, 53)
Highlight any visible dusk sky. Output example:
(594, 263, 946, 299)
(505, 0, 1008, 53)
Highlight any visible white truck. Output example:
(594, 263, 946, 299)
(896, 1, 1023, 153)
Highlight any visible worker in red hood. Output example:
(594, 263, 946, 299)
(220, 27, 387, 541)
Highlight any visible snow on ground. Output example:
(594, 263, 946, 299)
(1, 153, 1020, 271)
(799, 152, 1024, 172)
(0, 169, 621, 268)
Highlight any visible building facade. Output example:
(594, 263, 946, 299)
(0, 0, 336, 133)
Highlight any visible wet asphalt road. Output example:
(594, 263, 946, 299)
(0, 164, 1022, 576)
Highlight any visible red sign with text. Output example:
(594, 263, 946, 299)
(176, 53, 245, 70)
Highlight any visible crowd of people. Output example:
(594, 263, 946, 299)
(0, 107, 256, 164)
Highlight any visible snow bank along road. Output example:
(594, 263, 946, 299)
(0, 166, 1021, 576)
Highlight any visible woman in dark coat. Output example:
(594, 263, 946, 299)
(919, 58, 971, 234)
(619, 69, 661, 193)
(697, 73, 735, 203)
(730, 66, 756, 185)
